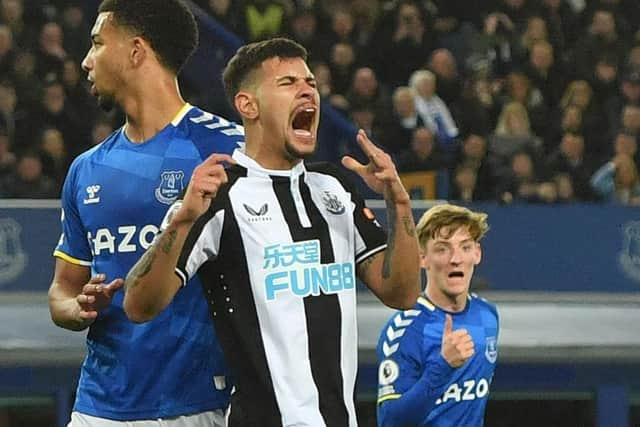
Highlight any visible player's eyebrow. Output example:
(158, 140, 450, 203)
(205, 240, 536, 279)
(275, 74, 316, 84)
(433, 238, 474, 246)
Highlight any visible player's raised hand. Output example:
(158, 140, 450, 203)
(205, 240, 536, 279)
(341, 130, 409, 203)
(441, 314, 475, 368)
(76, 274, 124, 322)
(174, 153, 236, 224)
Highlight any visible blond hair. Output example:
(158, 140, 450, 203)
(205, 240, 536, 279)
(495, 101, 531, 136)
(560, 80, 592, 110)
(416, 204, 489, 250)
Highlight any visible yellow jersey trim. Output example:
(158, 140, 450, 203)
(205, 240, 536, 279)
(53, 250, 91, 266)
(417, 296, 435, 311)
(377, 394, 402, 405)
(170, 103, 192, 126)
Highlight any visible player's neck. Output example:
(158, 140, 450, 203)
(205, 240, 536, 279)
(425, 288, 468, 313)
(121, 76, 185, 143)
(244, 127, 302, 170)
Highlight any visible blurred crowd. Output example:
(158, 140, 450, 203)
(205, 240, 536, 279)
(1, 0, 640, 205)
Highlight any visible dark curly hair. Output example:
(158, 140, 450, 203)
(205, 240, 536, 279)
(222, 37, 307, 110)
(98, 0, 198, 74)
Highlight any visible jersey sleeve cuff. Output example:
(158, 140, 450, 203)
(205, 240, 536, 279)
(53, 250, 92, 266)
(175, 268, 188, 287)
(377, 393, 401, 405)
(355, 243, 387, 264)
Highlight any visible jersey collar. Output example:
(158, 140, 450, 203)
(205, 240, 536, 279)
(232, 149, 306, 179)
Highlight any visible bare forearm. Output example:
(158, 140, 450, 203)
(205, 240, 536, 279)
(48, 291, 90, 331)
(381, 199, 420, 307)
(124, 222, 189, 322)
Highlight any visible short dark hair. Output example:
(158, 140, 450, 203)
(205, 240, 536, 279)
(98, 0, 198, 74)
(222, 37, 307, 110)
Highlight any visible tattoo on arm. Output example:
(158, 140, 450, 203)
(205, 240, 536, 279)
(126, 248, 155, 291)
(401, 215, 415, 237)
(383, 204, 397, 279)
(126, 230, 176, 291)
(160, 230, 177, 254)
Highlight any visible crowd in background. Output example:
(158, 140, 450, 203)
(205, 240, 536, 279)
(1, 0, 639, 205)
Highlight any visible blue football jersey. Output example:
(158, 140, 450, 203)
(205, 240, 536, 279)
(53, 104, 244, 420)
(376, 294, 499, 427)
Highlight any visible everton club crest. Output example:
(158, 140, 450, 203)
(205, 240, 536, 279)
(155, 170, 185, 205)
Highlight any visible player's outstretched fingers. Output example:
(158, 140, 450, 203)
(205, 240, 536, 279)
(104, 278, 124, 297)
(82, 274, 106, 295)
(202, 153, 235, 167)
(443, 313, 453, 337)
(355, 129, 379, 160)
(341, 155, 366, 174)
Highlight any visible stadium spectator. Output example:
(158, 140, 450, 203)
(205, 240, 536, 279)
(544, 131, 596, 201)
(10, 50, 41, 111)
(396, 126, 448, 173)
(0, 79, 17, 143)
(590, 153, 640, 205)
(589, 54, 620, 105)
(451, 76, 499, 138)
(328, 41, 357, 95)
(612, 130, 638, 164)
(0, 126, 15, 180)
(59, 2, 90, 62)
(288, 6, 329, 64)
(621, 103, 640, 137)
(450, 162, 480, 203)
(34, 21, 66, 79)
(0, 149, 56, 198)
(501, 70, 549, 139)
(572, 8, 629, 80)
(453, 133, 496, 201)
(540, 0, 580, 51)
(346, 66, 390, 117)
(38, 126, 68, 192)
(499, 150, 553, 204)
(558, 79, 606, 155)
(409, 69, 459, 150)
(427, 48, 462, 106)
(488, 101, 543, 179)
(524, 40, 566, 108)
(375, 85, 424, 154)
(22, 78, 88, 157)
(0, 0, 37, 49)
(373, 0, 436, 88)
(195, 0, 243, 34)
(545, 103, 583, 151)
(0, 24, 15, 78)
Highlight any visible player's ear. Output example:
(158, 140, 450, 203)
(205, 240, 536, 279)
(474, 243, 482, 265)
(130, 36, 147, 67)
(235, 91, 258, 120)
(419, 248, 429, 270)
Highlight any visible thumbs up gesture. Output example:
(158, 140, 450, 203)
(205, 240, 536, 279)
(441, 314, 475, 368)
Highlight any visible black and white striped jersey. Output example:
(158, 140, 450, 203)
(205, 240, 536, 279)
(172, 149, 387, 427)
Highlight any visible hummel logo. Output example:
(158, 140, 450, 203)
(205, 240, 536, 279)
(244, 203, 268, 216)
(84, 185, 101, 204)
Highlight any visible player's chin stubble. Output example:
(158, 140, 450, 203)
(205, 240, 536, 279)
(284, 139, 315, 162)
(97, 94, 115, 112)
